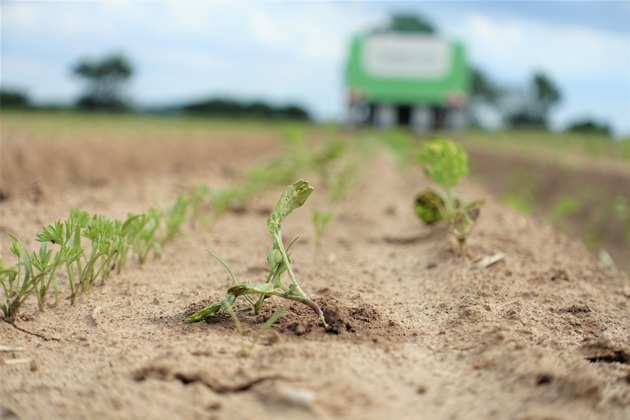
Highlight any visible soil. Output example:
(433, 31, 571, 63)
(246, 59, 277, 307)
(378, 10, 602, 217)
(465, 144, 630, 271)
(1, 122, 630, 419)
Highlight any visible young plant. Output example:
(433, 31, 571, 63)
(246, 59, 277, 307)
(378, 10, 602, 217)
(161, 193, 189, 245)
(312, 208, 333, 245)
(30, 242, 64, 310)
(128, 209, 163, 264)
(1, 235, 39, 322)
(36, 211, 87, 304)
(187, 180, 327, 343)
(414, 137, 483, 253)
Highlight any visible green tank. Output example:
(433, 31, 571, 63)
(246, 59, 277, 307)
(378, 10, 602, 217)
(345, 31, 471, 130)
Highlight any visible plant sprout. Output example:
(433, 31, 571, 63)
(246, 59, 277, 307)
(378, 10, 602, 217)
(1, 235, 39, 322)
(187, 180, 327, 345)
(414, 137, 483, 253)
(312, 208, 333, 245)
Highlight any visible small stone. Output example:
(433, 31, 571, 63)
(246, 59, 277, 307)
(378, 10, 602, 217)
(266, 386, 316, 409)
(90, 306, 102, 324)
(621, 286, 630, 298)
(598, 331, 613, 346)
(153, 297, 160, 305)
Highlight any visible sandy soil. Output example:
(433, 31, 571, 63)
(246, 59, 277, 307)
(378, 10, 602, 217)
(1, 124, 630, 419)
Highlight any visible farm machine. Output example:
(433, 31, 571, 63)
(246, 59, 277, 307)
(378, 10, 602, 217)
(345, 20, 471, 131)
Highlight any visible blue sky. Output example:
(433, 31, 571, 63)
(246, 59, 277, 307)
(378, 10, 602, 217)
(2, 1, 629, 135)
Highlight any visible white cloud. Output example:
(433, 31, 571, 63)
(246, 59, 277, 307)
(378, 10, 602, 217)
(462, 12, 630, 83)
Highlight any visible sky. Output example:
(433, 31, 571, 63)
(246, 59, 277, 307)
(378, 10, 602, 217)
(2, 1, 630, 136)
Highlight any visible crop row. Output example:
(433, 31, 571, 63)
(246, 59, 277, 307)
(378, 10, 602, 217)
(0, 127, 370, 322)
(2, 128, 481, 356)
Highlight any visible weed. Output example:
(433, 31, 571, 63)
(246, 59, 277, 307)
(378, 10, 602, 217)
(187, 180, 327, 350)
(414, 137, 483, 253)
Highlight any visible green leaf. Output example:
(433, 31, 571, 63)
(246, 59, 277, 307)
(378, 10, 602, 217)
(414, 189, 445, 225)
(266, 180, 313, 235)
(418, 138, 468, 189)
(251, 306, 287, 350)
(228, 283, 277, 297)
(186, 294, 236, 323)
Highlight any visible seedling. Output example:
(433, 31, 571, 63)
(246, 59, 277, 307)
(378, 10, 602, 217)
(414, 137, 483, 253)
(161, 193, 189, 245)
(0, 235, 39, 322)
(312, 208, 333, 245)
(30, 242, 63, 310)
(187, 180, 327, 348)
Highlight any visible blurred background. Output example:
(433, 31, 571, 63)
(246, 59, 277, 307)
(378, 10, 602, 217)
(2, 1, 629, 136)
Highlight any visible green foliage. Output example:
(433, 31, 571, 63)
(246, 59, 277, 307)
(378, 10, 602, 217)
(0, 89, 32, 109)
(187, 180, 326, 351)
(267, 180, 313, 235)
(546, 195, 580, 223)
(415, 138, 482, 252)
(312, 209, 333, 244)
(386, 13, 435, 33)
(72, 53, 133, 110)
(414, 190, 444, 225)
(502, 193, 535, 215)
(418, 137, 468, 190)
(1, 236, 39, 322)
(384, 130, 415, 170)
(161, 193, 189, 245)
(182, 98, 311, 121)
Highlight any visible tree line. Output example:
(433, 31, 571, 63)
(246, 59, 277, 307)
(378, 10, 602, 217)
(0, 53, 311, 121)
(0, 44, 612, 134)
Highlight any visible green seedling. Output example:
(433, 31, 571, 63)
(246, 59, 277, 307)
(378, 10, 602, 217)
(188, 180, 327, 347)
(188, 184, 211, 226)
(210, 187, 250, 219)
(312, 208, 333, 245)
(30, 242, 63, 310)
(161, 193, 189, 245)
(129, 209, 163, 264)
(546, 195, 580, 223)
(415, 137, 483, 253)
(384, 130, 415, 171)
(1, 235, 40, 322)
(36, 211, 86, 304)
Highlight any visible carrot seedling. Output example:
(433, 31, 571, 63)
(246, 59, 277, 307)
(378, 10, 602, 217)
(187, 180, 327, 342)
(30, 242, 63, 310)
(1, 235, 39, 322)
(415, 137, 483, 253)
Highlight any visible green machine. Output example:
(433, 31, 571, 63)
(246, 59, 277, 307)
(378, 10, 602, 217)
(345, 30, 471, 130)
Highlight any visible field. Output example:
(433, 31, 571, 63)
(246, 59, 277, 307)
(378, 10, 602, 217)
(1, 112, 629, 419)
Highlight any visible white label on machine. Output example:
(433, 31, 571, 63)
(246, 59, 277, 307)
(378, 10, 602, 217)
(363, 34, 451, 79)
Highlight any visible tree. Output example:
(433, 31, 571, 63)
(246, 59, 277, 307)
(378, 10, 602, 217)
(533, 73, 561, 120)
(566, 119, 611, 136)
(471, 68, 503, 105)
(0, 89, 31, 109)
(72, 53, 133, 110)
(386, 13, 436, 34)
(467, 67, 505, 127)
(506, 71, 561, 129)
